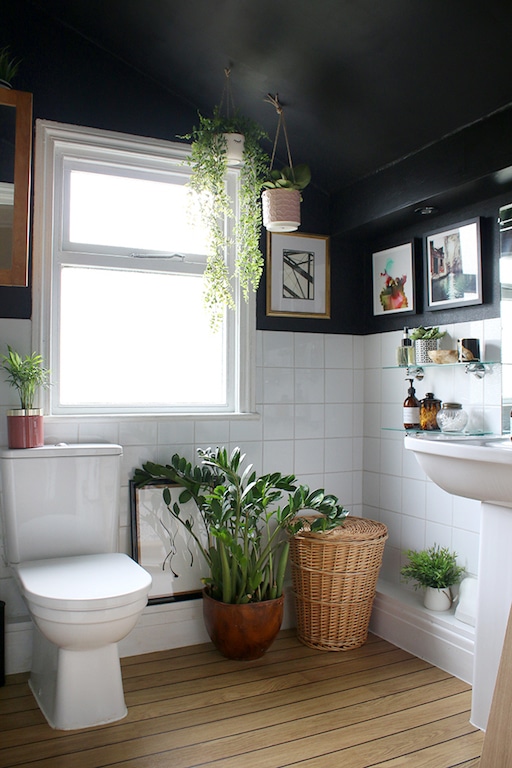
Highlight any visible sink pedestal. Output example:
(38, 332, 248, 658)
(403, 435, 512, 731)
(472, 502, 512, 730)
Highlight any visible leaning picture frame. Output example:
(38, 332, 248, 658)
(425, 218, 482, 310)
(266, 232, 330, 318)
(372, 242, 415, 316)
(130, 481, 207, 604)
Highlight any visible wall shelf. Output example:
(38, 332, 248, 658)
(383, 362, 499, 380)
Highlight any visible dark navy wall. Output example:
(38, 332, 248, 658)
(2, 1, 512, 334)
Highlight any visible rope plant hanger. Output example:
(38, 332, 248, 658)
(262, 94, 311, 232)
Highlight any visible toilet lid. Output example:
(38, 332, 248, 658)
(16, 553, 152, 610)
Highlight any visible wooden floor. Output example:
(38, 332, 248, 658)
(0, 630, 484, 768)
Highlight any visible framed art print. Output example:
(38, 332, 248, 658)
(266, 232, 330, 318)
(372, 242, 415, 316)
(425, 218, 482, 310)
(130, 481, 207, 604)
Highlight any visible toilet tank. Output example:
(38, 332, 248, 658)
(0, 443, 123, 565)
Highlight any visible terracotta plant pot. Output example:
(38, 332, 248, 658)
(202, 588, 284, 660)
(262, 188, 301, 232)
(7, 409, 44, 449)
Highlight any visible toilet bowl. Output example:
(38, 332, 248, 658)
(15, 553, 152, 730)
(0, 443, 152, 730)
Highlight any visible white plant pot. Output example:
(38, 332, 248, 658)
(223, 133, 245, 164)
(262, 188, 301, 232)
(423, 586, 452, 611)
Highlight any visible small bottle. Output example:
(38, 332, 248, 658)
(397, 327, 415, 366)
(403, 379, 421, 429)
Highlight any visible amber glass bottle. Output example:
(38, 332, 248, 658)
(403, 379, 420, 429)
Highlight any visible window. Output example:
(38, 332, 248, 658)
(32, 121, 255, 416)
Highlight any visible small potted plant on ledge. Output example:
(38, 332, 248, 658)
(1, 345, 50, 448)
(133, 446, 348, 660)
(410, 326, 447, 365)
(400, 543, 465, 611)
(0, 46, 21, 89)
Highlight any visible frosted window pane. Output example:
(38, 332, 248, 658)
(59, 266, 226, 406)
(68, 171, 208, 253)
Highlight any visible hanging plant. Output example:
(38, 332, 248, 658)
(262, 95, 311, 233)
(181, 71, 269, 328)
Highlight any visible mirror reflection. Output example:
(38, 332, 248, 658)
(0, 88, 32, 286)
(499, 204, 512, 431)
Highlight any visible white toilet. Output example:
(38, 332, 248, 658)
(0, 443, 152, 730)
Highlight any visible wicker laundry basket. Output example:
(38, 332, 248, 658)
(289, 516, 388, 651)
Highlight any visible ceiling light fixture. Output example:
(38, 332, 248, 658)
(415, 205, 438, 215)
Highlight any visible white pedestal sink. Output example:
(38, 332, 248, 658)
(404, 434, 512, 731)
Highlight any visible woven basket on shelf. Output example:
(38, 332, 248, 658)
(289, 516, 388, 652)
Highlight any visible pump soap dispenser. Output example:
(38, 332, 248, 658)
(403, 379, 420, 429)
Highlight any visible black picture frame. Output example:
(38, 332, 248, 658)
(425, 218, 482, 310)
(130, 480, 206, 605)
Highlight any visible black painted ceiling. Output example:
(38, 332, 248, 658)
(28, 1, 512, 196)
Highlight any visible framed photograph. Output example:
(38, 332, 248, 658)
(372, 242, 415, 316)
(130, 481, 207, 604)
(425, 218, 482, 310)
(266, 232, 330, 318)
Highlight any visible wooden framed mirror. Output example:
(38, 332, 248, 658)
(0, 88, 32, 286)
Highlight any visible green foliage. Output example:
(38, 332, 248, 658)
(133, 446, 349, 605)
(410, 326, 446, 341)
(182, 108, 270, 328)
(400, 544, 465, 590)
(262, 163, 311, 192)
(0, 46, 21, 85)
(0, 346, 50, 410)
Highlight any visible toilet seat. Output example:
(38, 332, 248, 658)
(16, 553, 152, 612)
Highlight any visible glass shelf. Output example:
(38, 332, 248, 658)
(383, 361, 499, 380)
(382, 427, 496, 436)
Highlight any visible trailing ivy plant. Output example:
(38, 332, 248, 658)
(182, 108, 269, 328)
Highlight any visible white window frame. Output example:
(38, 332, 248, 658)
(32, 120, 255, 418)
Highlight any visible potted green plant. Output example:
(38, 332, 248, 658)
(1, 345, 50, 448)
(182, 108, 269, 328)
(400, 543, 465, 611)
(410, 326, 447, 364)
(0, 46, 21, 88)
(261, 163, 311, 232)
(133, 446, 349, 659)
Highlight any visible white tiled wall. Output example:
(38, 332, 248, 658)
(0, 315, 502, 625)
(363, 317, 502, 591)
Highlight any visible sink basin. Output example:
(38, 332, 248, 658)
(404, 434, 512, 504)
(404, 431, 512, 731)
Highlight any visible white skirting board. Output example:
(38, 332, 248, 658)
(5, 582, 473, 679)
(4, 590, 298, 675)
(369, 580, 475, 685)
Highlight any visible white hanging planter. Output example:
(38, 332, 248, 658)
(262, 188, 301, 232)
(423, 586, 452, 611)
(223, 132, 245, 164)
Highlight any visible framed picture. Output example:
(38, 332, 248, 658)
(130, 481, 207, 604)
(266, 232, 330, 318)
(425, 218, 482, 310)
(372, 242, 415, 316)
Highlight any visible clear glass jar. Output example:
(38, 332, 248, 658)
(436, 402, 469, 433)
